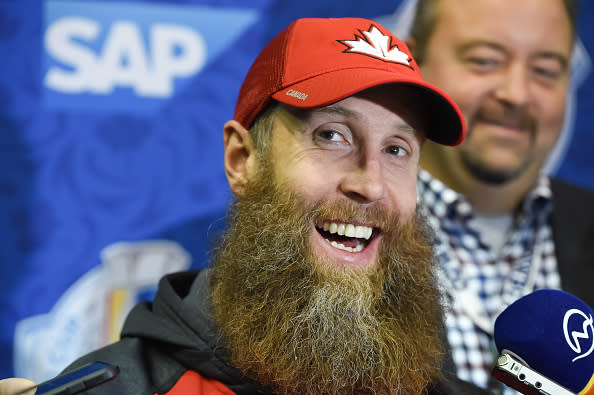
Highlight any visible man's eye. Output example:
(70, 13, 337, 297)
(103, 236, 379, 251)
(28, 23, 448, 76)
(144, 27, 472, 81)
(532, 66, 563, 84)
(385, 146, 408, 157)
(317, 130, 344, 142)
(467, 57, 500, 71)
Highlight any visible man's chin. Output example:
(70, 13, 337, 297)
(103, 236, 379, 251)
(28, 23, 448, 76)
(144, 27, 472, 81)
(470, 165, 524, 185)
(460, 152, 528, 185)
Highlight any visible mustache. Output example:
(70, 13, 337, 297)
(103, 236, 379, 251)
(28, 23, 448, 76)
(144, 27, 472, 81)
(474, 103, 536, 132)
(310, 198, 398, 232)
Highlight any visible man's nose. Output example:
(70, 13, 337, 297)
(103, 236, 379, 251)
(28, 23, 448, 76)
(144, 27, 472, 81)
(339, 156, 386, 204)
(494, 63, 531, 107)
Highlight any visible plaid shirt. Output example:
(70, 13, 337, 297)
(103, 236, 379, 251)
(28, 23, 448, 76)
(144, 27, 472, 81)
(417, 170, 561, 394)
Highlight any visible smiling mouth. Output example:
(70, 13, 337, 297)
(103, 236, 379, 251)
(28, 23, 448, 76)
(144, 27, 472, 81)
(485, 120, 530, 133)
(478, 112, 534, 134)
(315, 221, 378, 253)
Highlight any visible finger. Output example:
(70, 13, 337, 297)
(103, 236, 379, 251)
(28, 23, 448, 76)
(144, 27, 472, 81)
(0, 378, 37, 395)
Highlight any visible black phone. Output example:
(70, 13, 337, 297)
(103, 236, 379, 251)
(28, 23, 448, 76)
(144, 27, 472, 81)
(14, 362, 119, 395)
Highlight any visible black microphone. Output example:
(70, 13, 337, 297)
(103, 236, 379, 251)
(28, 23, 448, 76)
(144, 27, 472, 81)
(492, 289, 594, 394)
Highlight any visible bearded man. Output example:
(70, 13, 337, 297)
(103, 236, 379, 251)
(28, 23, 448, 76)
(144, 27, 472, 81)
(2, 18, 489, 395)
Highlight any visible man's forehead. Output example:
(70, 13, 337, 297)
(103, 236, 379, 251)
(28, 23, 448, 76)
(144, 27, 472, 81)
(437, 0, 572, 54)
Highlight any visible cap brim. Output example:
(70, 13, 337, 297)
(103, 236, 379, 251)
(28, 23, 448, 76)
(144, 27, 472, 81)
(272, 67, 465, 146)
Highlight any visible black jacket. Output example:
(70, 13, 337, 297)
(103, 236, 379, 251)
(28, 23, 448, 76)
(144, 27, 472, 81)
(550, 178, 594, 308)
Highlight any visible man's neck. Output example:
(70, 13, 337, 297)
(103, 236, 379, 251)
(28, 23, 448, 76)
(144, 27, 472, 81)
(420, 142, 543, 216)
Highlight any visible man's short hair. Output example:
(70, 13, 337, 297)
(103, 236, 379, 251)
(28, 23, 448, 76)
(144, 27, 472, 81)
(409, 0, 578, 64)
(248, 102, 280, 158)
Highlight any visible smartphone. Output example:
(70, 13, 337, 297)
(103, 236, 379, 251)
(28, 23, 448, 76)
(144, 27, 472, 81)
(492, 350, 574, 395)
(14, 362, 119, 395)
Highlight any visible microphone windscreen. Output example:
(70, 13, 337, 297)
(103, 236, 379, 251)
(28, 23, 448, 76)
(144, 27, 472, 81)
(494, 289, 594, 394)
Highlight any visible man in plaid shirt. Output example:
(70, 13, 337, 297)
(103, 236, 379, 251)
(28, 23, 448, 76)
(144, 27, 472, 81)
(407, 0, 594, 393)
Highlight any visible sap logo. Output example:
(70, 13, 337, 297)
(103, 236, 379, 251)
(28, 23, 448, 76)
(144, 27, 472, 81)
(45, 17, 205, 98)
(43, 1, 258, 112)
(563, 308, 594, 362)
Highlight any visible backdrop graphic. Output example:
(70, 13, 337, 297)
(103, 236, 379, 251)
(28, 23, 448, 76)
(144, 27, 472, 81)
(0, 0, 592, 381)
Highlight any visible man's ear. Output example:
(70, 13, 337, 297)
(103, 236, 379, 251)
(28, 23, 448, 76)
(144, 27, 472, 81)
(224, 120, 255, 196)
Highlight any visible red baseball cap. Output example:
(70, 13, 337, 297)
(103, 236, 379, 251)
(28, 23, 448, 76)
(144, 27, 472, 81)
(234, 17, 465, 146)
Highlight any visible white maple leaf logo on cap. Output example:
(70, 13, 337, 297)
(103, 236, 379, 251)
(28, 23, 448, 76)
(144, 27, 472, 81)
(339, 25, 411, 67)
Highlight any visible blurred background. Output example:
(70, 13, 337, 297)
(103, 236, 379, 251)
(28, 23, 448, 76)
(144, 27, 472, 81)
(0, 0, 592, 382)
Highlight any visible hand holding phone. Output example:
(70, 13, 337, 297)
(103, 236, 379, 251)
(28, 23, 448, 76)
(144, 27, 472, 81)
(14, 362, 119, 395)
(0, 378, 36, 395)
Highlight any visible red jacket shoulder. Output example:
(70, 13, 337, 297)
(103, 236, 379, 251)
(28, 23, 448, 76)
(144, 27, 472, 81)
(160, 370, 236, 395)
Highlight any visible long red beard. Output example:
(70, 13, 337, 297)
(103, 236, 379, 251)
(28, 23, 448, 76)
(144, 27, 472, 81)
(210, 164, 444, 395)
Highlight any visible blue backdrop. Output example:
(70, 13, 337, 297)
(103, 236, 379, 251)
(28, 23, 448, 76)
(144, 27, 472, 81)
(0, 0, 592, 381)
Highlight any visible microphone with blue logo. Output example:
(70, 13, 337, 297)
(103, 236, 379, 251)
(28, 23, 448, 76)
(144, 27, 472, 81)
(492, 289, 594, 395)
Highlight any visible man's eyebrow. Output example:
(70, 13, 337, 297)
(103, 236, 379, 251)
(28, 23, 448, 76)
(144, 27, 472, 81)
(395, 123, 417, 136)
(306, 104, 420, 136)
(306, 104, 359, 119)
(281, 103, 358, 126)
(456, 40, 506, 56)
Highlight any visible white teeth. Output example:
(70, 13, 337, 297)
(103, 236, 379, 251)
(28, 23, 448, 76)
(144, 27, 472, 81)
(329, 240, 365, 252)
(361, 227, 373, 239)
(319, 222, 373, 240)
(318, 222, 374, 252)
(345, 224, 355, 237)
(355, 226, 365, 239)
(329, 223, 338, 233)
